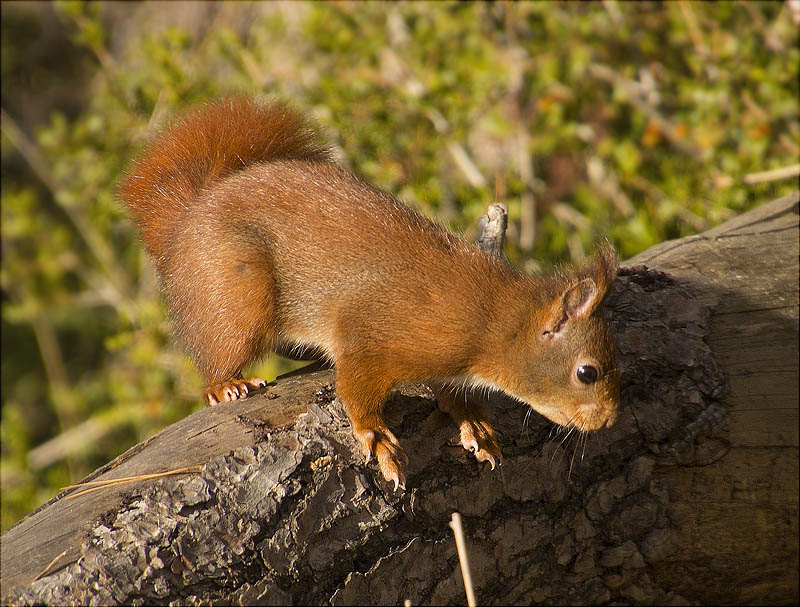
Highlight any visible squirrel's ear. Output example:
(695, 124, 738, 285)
(540, 240, 618, 340)
(541, 278, 599, 339)
(563, 278, 599, 319)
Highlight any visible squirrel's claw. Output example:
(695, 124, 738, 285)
(359, 430, 375, 463)
(387, 469, 406, 492)
(474, 447, 499, 470)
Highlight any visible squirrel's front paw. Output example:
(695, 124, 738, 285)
(205, 377, 267, 406)
(353, 426, 409, 491)
(459, 419, 502, 470)
(436, 389, 503, 470)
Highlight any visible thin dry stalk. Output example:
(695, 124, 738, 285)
(449, 512, 477, 607)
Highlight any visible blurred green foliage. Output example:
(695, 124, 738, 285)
(1, 1, 797, 531)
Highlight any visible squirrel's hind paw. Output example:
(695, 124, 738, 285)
(205, 377, 267, 406)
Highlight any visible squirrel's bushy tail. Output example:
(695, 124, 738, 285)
(119, 96, 330, 264)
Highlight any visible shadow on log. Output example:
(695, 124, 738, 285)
(2, 192, 797, 606)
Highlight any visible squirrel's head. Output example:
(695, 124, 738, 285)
(488, 241, 620, 432)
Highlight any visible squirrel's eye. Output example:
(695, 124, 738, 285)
(576, 365, 599, 385)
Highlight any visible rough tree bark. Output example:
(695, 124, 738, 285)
(1, 192, 797, 606)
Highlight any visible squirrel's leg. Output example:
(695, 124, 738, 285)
(334, 360, 408, 490)
(433, 383, 502, 469)
(164, 233, 275, 406)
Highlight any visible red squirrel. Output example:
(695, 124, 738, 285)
(119, 96, 620, 490)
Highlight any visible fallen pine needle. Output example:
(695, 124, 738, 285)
(62, 465, 202, 500)
(32, 549, 69, 582)
(449, 512, 477, 607)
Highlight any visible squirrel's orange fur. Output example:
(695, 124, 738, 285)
(119, 96, 620, 489)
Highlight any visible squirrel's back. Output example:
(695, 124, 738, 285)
(118, 97, 331, 265)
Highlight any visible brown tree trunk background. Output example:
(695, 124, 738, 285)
(1, 192, 797, 606)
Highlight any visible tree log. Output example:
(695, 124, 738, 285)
(1, 192, 797, 606)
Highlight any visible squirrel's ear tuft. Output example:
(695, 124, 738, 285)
(589, 238, 618, 300)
